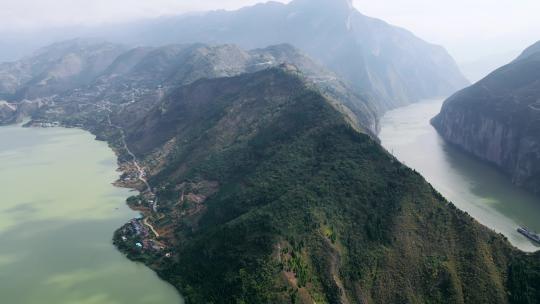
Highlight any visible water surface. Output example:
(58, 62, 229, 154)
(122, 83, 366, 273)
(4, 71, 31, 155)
(0, 125, 182, 303)
(380, 99, 540, 252)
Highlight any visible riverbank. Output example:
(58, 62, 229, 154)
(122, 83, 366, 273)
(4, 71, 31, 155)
(0, 124, 182, 303)
(81, 117, 186, 299)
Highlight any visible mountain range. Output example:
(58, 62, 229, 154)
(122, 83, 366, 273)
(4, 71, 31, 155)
(0, 40, 379, 133)
(0, 0, 468, 112)
(0, 40, 126, 100)
(106, 0, 468, 109)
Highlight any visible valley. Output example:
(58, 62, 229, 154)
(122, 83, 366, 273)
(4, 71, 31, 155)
(380, 99, 540, 252)
(0, 44, 538, 303)
(0, 1, 538, 303)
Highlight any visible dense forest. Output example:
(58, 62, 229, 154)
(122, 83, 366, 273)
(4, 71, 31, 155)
(113, 68, 540, 303)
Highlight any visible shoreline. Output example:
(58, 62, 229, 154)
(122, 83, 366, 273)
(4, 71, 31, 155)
(95, 125, 185, 301)
(379, 99, 540, 253)
(5, 113, 184, 298)
(11, 103, 539, 302)
(26, 119, 185, 301)
(0, 122, 183, 303)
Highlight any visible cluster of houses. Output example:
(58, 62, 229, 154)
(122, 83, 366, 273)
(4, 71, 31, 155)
(130, 219, 146, 236)
(119, 218, 172, 258)
(31, 120, 60, 128)
(120, 174, 134, 182)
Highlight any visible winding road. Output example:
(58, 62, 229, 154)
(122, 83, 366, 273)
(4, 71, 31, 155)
(144, 217, 160, 238)
(103, 110, 159, 212)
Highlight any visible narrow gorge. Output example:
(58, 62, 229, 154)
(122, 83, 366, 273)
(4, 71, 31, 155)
(432, 41, 540, 195)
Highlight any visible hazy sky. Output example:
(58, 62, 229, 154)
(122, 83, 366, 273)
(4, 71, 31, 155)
(2, 0, 539, 63)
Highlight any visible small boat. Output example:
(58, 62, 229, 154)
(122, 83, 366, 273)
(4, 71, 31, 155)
(517, 227, 540, 244)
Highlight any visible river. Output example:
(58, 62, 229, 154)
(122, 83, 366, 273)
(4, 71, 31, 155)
(379, 99, 540, 252)
(0, 125, 183, 303)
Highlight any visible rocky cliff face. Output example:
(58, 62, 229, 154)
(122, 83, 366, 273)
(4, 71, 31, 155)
(432, 106, 540, 191)
(432, 41, 540, 194)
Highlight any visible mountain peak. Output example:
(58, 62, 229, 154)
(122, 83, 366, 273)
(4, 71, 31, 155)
(290, 0, 353, 12)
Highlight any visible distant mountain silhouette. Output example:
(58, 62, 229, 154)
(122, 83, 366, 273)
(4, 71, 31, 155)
(0, 0, 468, 111)
(102, 0, 468, 110)
(515, 40, 540, 61)
(0, 39, 126, 100)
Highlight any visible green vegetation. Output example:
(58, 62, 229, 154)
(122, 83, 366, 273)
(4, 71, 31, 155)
(507, 254, 540, 303)
(1, 38, 535, 304)
(115, 68, 540, 303)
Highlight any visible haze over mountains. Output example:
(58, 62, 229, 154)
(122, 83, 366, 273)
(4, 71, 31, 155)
(108, 0, 468, 107)
(0, 0, 471, 134)
(516, 41, 540, 61)
(459, 50, 522, 83)
(0, 0, 468, 112)
(0, 40, 379, 134)
(0, 40, 127, 100)
(1, 1, 539, 303)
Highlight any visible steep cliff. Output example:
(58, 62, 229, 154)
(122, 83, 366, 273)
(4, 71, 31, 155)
(432, 41, 540, 194)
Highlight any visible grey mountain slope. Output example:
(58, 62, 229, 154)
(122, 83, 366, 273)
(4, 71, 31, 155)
(98, 0, 468, 110)
(0, 0, 468, 111)
(0, 39, 126, 100)
(0, 40, 379, 134)
(106, 43, 379, 133)
(515, 40, 540, 61)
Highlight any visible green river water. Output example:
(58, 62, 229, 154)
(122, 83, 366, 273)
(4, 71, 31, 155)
(0, 125, 182, 303)
(380, 99, 540, 252)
